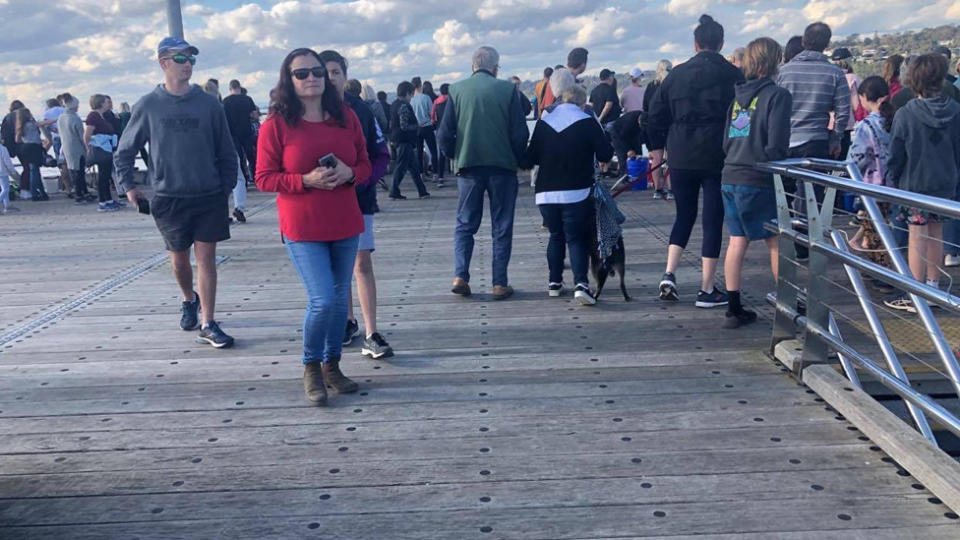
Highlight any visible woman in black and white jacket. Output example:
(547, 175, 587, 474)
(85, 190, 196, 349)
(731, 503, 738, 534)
(521, 85, 613, 305)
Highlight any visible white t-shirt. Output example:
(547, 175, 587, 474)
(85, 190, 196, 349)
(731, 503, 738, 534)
(43, 106, 65, 136)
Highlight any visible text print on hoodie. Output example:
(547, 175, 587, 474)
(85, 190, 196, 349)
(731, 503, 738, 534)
(886, 95, 960, 200)
(721, 77, 792, 188)
(114, 84, 238, 199)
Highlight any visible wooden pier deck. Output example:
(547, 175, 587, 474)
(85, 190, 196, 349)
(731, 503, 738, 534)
(1, 177, 958, 539)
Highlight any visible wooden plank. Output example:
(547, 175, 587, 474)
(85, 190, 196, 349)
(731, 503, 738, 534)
(0, 496, 955, 540)
(804, 364, 960, 512)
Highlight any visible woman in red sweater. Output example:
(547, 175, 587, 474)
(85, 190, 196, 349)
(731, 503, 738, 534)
(256, 48, 371, 406)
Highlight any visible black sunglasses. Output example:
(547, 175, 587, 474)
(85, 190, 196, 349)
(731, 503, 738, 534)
(165, 53, 196, 65)
(291, 67, 326, 80)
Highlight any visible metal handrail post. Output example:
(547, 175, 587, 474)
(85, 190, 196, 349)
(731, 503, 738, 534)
(771, 174, 799, 352)
(798, 180, 835, 371)
(827, 312, 862, 387)
(830, 230, 936, 443)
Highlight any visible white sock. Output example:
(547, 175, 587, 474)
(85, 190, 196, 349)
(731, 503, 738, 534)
(927, 279, 939, 288)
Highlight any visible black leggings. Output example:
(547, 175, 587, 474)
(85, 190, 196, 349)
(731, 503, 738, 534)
(668, 168, 723, 259)
(95, 153, 113, 203)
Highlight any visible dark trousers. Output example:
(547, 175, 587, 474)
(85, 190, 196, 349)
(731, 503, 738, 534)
(391, 142, 427, 197)
(669, 168, 723, 258)
(233, 134, 255, 184)
(417, 125, 440, 177)
(93, 150, 113, 203)
(539, 197, 593, 286)
(454, 171, 518, 286)
(72, 155, 89, 198)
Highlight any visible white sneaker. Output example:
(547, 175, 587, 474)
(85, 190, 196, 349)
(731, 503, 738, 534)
(548, 282, 564, 297)
(574, 284, 597, 306)
(946, 255, 960, 267)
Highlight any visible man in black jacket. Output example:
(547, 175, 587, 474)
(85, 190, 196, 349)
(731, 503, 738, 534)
(389, 82, 430, 200)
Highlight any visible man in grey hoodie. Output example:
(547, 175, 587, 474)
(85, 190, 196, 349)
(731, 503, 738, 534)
(115, 37, 238, 349)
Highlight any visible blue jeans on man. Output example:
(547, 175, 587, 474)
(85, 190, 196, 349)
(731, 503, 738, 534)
(454, 169, 518, 287)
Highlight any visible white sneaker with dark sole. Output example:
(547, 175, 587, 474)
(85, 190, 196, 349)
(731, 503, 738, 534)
(574, 285, 597, 306)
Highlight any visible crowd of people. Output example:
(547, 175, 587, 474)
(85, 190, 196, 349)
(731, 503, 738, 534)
(2, 14, 958, 405)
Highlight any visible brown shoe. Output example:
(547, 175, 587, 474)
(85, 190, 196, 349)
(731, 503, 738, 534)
(492, 285, 514, 300)
(321, 359, 359, 394)
(452, 277, 471, 296)
(303, 362, 328, 405)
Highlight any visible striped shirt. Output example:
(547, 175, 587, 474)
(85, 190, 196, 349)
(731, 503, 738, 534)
(776, 50, 850, 148)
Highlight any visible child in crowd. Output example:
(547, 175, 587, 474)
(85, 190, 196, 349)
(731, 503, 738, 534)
(884, 54, 960, 313)
(720, 37, 793, 328)
(846, 76, 894, 281)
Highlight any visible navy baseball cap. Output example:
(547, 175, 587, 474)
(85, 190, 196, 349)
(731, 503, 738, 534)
(157, 37, 199, 57)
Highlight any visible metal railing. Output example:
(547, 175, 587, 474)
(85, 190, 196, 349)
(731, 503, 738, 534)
(760, 158, 960, 447)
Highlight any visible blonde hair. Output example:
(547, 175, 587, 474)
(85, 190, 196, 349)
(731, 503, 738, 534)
(562, 85, 587, 107)
(742, 37, 783, 80)
(203, 80, 219, 98)
(120, 102, 131, 113)
(655, 60, 672, 83)
(89, 93, 107, 110)
(549, 68, 575, 97)
(361, 84, 376, 101)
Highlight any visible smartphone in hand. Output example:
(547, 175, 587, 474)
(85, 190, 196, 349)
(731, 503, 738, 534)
(137, 198, 150, 215)
(318, 153, 337, 169)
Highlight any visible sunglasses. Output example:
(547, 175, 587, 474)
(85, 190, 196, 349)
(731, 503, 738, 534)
(164, 53, 196, 65)
(291, 67, 326, 80)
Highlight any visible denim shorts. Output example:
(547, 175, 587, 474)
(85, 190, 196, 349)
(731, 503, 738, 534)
(721, 184, 776, 241)
(357, 214, 375, 252)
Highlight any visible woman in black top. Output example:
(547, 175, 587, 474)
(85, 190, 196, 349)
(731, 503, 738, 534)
(521, 85, 613, 305)
(646, 14, 743, 308)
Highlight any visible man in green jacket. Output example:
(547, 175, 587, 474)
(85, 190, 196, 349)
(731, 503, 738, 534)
(438, 46, 529, 300)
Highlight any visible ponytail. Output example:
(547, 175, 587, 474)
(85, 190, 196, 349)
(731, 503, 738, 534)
(858, 75, 894, 132)
(878, 101, 895, 132)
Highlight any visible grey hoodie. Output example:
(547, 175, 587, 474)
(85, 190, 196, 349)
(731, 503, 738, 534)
(115, 84, 237, 198)
(886, 96, 960, 200)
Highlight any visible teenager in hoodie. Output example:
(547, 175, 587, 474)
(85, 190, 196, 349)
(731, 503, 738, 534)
(647, 14, 744, 308)
(720, 37, 792, 329)
(883, 54, 960, 314)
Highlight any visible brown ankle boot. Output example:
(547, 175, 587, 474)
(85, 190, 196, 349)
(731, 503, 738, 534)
(322, 359, 359, 394)
(303, 362, 328, 405)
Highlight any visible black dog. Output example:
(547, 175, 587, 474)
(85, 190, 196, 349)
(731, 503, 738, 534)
(589, 234, 630, 301)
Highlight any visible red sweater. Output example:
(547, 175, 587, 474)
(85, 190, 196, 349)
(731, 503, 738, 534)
(256, 107, 371, 242)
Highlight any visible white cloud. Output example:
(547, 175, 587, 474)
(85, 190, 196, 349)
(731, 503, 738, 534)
(0, 0, 956, 116)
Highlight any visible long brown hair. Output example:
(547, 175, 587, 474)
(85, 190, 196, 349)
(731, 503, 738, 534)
(882, 54, 904, 83)
(14, 108, 34, 141)
(270, 48, 344, 127)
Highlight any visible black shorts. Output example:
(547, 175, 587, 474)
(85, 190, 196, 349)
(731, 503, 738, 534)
(152, 193, 230, 252)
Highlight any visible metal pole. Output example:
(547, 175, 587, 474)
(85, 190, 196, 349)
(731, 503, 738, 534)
(830, 230, 936, 443)
(166, 0, 184, 39)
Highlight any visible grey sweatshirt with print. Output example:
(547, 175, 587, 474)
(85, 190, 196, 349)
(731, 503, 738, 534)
(115, 84, 237, 198)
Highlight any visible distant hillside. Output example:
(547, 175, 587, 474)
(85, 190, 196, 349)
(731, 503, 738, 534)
(831, 24, 960, 78)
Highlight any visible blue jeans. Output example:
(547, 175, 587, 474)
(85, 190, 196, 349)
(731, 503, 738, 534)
(454, 171, 518, 286)
(29, 164, 43, 198)
(946, 218, 960, 256)
(285, 236, 359, 365)
(539, 197, 593, 286)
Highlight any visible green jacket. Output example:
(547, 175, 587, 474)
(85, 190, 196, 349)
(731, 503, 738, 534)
(437, 70, 529, 173)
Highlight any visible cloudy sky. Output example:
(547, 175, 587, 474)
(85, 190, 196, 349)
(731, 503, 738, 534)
(1, 0, 957, 113)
